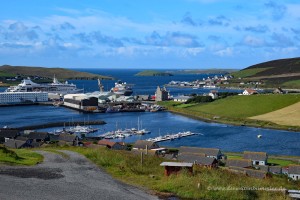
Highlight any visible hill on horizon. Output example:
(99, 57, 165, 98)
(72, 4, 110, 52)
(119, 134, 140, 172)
(231, 57, 300, 88)
(0, 65, 113, 80)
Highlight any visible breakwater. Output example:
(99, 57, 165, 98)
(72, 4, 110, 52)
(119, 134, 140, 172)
(18, 120, 106, 130)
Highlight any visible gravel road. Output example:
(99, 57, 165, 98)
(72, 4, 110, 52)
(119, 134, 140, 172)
(0, 150, 159, 200)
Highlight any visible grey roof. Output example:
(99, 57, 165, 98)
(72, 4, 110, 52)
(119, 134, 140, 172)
(245, 168, 267, 179)
(28, 132, 49, 140)
(226, 159, 252, 168)
(179, 146, 221, 157)
(269, 166, 282, 174)
(15, 136, 29, 141)
(178, 154, 217, 165)
(243, 151, 267, 161)
(49, 134, 60, 141)
(0, 129, 19, 138)
(288, 165, 300, 174)
(228, 166, 267, 179)
(58, 134, 77, 142)
(4, 139, 27, 149)
(256, 165, 269, 172)
(160, 162, 193, 167)
(133, 140, 160, 150)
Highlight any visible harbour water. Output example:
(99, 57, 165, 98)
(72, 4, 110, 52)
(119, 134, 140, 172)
(0, 105, 300, 156)
(0, 69, 299, 156)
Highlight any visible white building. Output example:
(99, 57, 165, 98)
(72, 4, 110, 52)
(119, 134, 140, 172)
(173, 96, 191, 102)
(208, 90, 218, 99)
(0, 92, 48, 104)
(243, 151, 268, 166)
(288, 165, 300, 180)
(242, 89, 258, 95)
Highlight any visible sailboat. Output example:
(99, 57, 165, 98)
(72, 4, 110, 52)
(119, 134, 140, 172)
(135, 117, 151, 135)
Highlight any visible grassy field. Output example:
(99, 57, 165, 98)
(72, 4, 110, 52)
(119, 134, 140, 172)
(0, 146, 43, 165)
(158, 94, 300, 130)
(250, 101, 300, 126)
(230, 68, 269, 78)
(185, 94, 300, 118)
(54, 146, 300, 200)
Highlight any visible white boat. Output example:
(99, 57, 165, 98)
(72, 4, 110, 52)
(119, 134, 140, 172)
(5, 76, 83, 95)
(257, 134, 262, 138)
(68, 125, 97, 134)
(110, 80, 133, 96)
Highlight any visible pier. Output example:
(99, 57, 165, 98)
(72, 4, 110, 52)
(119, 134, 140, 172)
(146, 131, 200, 142)
(17, 120, 106, 130)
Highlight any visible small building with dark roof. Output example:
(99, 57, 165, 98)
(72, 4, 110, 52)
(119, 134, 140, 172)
(4, 139, 30, 149)
(269, 166, 282, 175)
(288, 165, 300, 181)
(243, 151, 268, 166)
(0, 129, 20, 143)
(226, 159, 252, 168)
(160, 162, 193, 176)
(98, 140, 125, 150)
(58, 134, 79, 146)
(27, 132, 50, 142)
(178, 154, 218, 168)
(179, 146, 223, 160)
(132, 140, 160, 150)
(228, 166, 268, 179)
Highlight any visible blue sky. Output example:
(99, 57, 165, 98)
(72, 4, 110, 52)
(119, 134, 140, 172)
(1, 0, 300, 69)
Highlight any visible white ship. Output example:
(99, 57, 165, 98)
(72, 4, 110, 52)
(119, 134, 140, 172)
(110, 80, 133, 96)
(5, 76, 83, 95)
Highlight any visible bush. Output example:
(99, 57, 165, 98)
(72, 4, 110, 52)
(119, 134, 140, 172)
(186, 96, 213, 104)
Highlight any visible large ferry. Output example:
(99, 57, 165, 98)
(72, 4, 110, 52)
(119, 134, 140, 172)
(5, 76, 83, 95)
(110, 80, 133, 96)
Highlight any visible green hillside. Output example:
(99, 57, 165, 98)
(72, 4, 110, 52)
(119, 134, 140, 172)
(185, 94, 300, 118)
(231, 57, 300, 79)
(0, 65, 113, 80)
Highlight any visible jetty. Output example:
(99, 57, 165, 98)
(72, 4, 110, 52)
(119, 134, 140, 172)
(146, 131, 200, 142)
(18, 120, 106, 130)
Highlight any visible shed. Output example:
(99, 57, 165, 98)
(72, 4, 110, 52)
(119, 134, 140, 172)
(179, 146, 223, 159)
(178, 154, 218, 168)
(269, 166, 282, 174)
(243, 151, 268, 165)
(0, 129, 20, 143)
(288, 165, 300, 181)
(4, 139, 29, 149)
(98, 140, 125, 150)
(132, 140, 160, 150)
(226, 159, 252, 168)
(160, 162, 193, 176)
(59, 134, 79, 146)
(27, 132, 50, 142)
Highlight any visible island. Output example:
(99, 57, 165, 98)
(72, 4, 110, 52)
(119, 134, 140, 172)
(0, 65, 113, 86)
(135, 70, 173, 76)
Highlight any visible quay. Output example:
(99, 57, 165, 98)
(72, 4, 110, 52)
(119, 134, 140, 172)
(17, 120, 106, 130)
(146, 131, 199, 142)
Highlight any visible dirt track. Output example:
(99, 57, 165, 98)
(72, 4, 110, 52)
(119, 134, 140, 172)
(0, 150, 159, 200)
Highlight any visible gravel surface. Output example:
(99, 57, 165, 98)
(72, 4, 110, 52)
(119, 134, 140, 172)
(0, 150, 159, 200)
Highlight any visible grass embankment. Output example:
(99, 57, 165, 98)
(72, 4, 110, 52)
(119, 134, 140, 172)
(56, 146, 299, 200)
(0, 146, 43, 165)
(158, 94, 300, 130)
